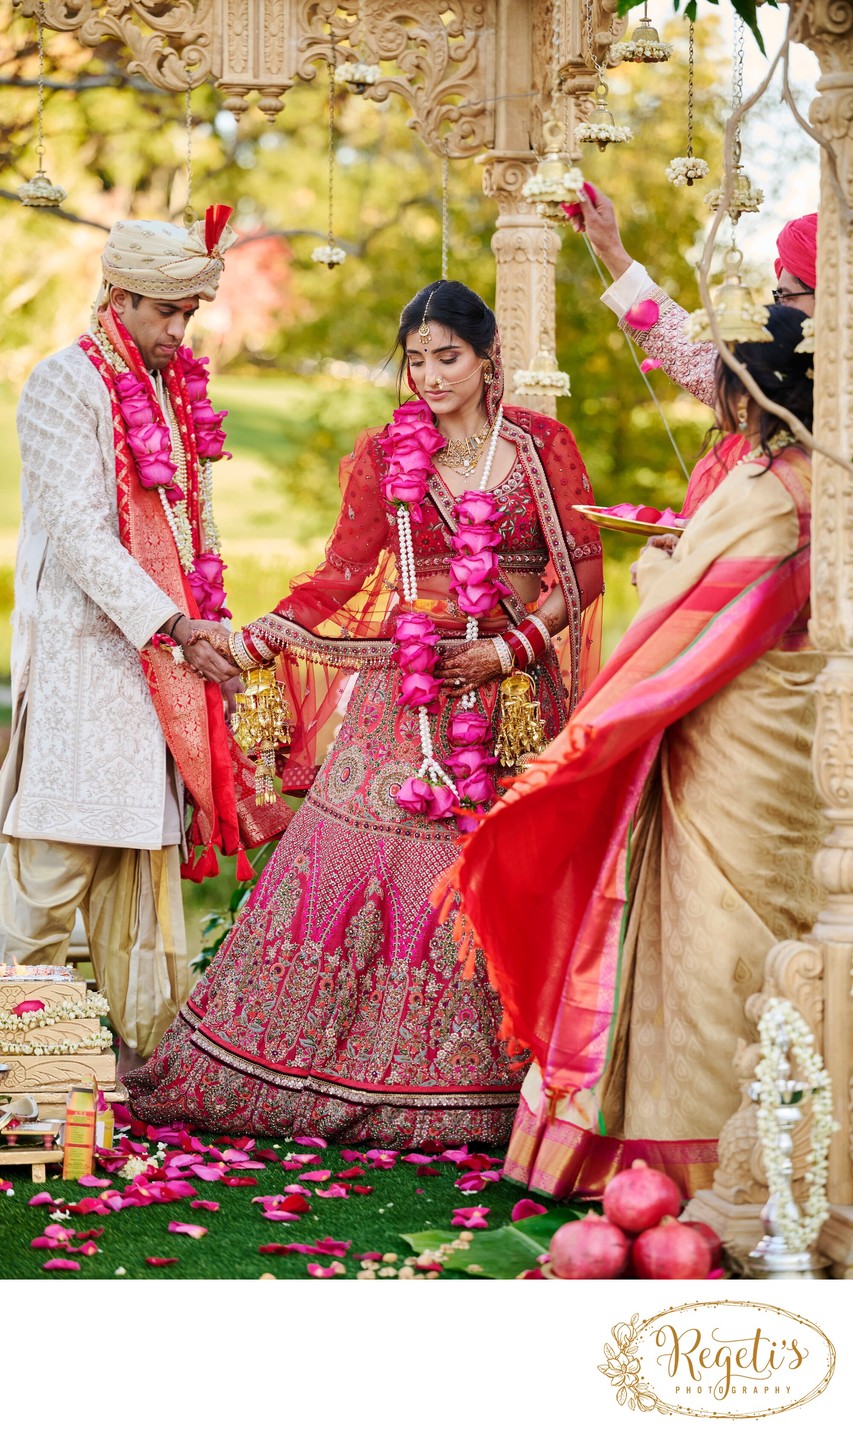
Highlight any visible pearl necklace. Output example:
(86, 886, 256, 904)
(396, 407, 504, 789)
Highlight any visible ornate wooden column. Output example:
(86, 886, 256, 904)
(803, 0, 853, 1275)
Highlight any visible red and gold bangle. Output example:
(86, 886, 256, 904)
(524, 612, 552, 650)
(506, 627, 536, 667)
(229, 630, 263, 670)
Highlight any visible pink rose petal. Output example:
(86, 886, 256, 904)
(307, 1261, 345, 1278)
(145, 1256, 179, 1266)
(401, 1154, 434, 1165)
(190, 1163, 227, 1181)
(511, 1198, 549, 1222)
(262, 1210, 302, 1222)
(293, 1135, 328, 1149)
(355, 1251, 384, 1262)
(12, 998, 45, 1014)
(298, 1170, 332, 1183)
(77, 1175, 111, 1188)
(190, 1200, 220, 1212)
(340, 1149, 366, 1162)
(640, 357, 662, 373)
(43, 1223, 73, 1241)
(315, 1184, 348, 1199)
(451, 1206, 491, 1230)
(28, 1192, 59, 1206)
(311, 1238, 352, 1258)
(167, 1222, 208, 1239)
(42, 1258, 80, 1272)
(31, 1235, 61, 1249)
(625, 299, 661, 330)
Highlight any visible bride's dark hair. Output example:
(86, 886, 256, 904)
(395, 280, 496, 396)
(715, 304, 813, 459)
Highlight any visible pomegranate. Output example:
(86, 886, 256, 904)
(548, 1212, 630, 1280)
(603, 1159, 681, 1233)
(681, 1220, 723, 1269)
(632, 1217, 712, 1280)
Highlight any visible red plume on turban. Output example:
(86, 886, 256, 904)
(774, 212, 818, 291)
(205, 204, 234, 254)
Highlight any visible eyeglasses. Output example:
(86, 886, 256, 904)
(771, 287, 815, 305)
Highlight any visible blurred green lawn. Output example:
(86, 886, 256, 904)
(0, 371, 640, 957)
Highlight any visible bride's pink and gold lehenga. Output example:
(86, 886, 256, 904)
(127, 358, 603, 1144)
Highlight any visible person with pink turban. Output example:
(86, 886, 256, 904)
(569, 184, 817, 410)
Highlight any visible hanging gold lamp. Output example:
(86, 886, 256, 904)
(683, 246, 772, 345)
(18, 5, 66, 209)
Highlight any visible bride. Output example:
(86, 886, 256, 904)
(127, 279, 603, 1144)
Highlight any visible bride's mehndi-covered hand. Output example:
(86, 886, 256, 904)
(437, 638, 504, 692)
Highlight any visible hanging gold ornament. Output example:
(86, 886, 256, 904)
(494, 672, 548, 770)
(704, 17, 762, 219)
(666, 23, 709, 187)
(522, 119, 585, 221)
(183, 83, 197, 228)
(231, 667, 293, 806)
(336, 58, 381, 94)
(312, 54, 347, 269)
(513, 219, 571, 398)
(575, 79, 633, 152)
(18, 6, 66, 209)
(682, 245, 772, 346)
(610, 6, 673, 63)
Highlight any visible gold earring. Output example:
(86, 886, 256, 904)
(483, 360, 494, 384)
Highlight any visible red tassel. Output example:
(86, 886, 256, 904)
(205, 204, 233, 253)
(236, 845, 255, 882)
(196, 843, 220, 879)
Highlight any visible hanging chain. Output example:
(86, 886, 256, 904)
(440, 145, 449, 280)
(549, 0, 561, 113)
(35, 2, 46, 170)
(732, 14, 745, 168)
(583, 0, 606, 91)
(686, 21, 695, 159)
(327, 53, 337, 246)
(184, 80, 195, 226)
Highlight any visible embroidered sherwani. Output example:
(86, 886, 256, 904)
(601, 260, 716, 407)
(0, 344, 191, 1055)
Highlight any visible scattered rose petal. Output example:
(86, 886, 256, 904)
(167, 1222, 208, 1239)
(75, 1241, 99, 1257)
(517, 1268, 545, 1279)
(367, 1154, 396, 1170)
(111, 1103, 132, 1128)
(640, 357, 662, 373)
(190, 1163, 227, 1181)
(145, 1256, 179, 1266)
(31, 1235, 61, 1249)
(336, 1166, 366, 1179)
(258, 1244, 302, 1255)
(340, 1149, 366, 1162)
(364, 1148, 399, 1160)
(0, 1179, 13, 1193)
(414, 1256, 443, 1273)
(283, 1184, 313, 1197)
(42, 1258, 80, 1272)
(12, 998, 45, 1014)
(298, 1170, 332, 1183)
(457, 1154, 498, 1172)
(350, 1185, 374, 1195)
(307, 1261, 345, 1278)
(254, 1149, 279, 1162)
(418, 1166, 440, 1177)
(624, 299, 660, 330)
(262, 1210, 302, 1223)
(315, 1184, 348, 1199)
(451, 1206, 490, 1230)
(77, 1175, 111, 1188)
(43, 1223, 73, 1241)
(28, 1192, 59, 1206)
(311, 1238, 351, 1258)
(438, 1146, 469, 1164)
(293, 1135, 327, 1149)
(355, 1251, 383, 1262)
(190, 1200, 220, 1212)
(401, 1154, 433, 1166)
(221, 1174, 258, 1187)
(455, 1173, 488, 1193)
(511, 1198, 549, 1222)
(74, 1227, 104, 1240)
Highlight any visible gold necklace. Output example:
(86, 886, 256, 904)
(437, 417, 494, 475)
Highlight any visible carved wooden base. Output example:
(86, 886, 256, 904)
(817, 1205, 853, 1279)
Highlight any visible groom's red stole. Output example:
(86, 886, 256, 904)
(80, 321, 290, 876)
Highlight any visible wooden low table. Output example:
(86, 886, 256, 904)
(28, 1079, 129, 1123)
(0, 1143, 64, 1185)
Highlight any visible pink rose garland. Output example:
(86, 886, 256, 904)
(381, 400, 504, 830)
(114, 350, 231, 623)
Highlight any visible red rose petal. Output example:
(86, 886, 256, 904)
(145, 1256, 179, 1266)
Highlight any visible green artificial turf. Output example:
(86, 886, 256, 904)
(0, 1136, 570, 1282)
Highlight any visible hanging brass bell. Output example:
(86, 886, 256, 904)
(684, 245, 772, 346)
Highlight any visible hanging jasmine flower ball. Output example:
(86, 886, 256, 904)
(665, 156, 710, 187)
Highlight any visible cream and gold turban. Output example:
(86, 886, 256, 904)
(96, 206, 236, 308)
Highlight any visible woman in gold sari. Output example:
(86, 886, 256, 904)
(455, 306, 824, 1198)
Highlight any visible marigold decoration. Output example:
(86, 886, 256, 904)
(682, 245, 772, 346)
(231, 666, 293, 806)
(336, 59, 381, 93)
(17, 6, 66, 209)
(752, 998, 835, 1260)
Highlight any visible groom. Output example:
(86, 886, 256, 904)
(0, 208, 288, 1069)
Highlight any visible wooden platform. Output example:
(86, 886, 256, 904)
(0, 1144, 64, 1184)
(31, 1079, 128, 1123)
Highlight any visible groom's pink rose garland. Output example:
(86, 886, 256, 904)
(112, 345, 231, 623)
(378, 398, 507, 831)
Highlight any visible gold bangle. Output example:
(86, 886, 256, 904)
(228, 631, 255, 671)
